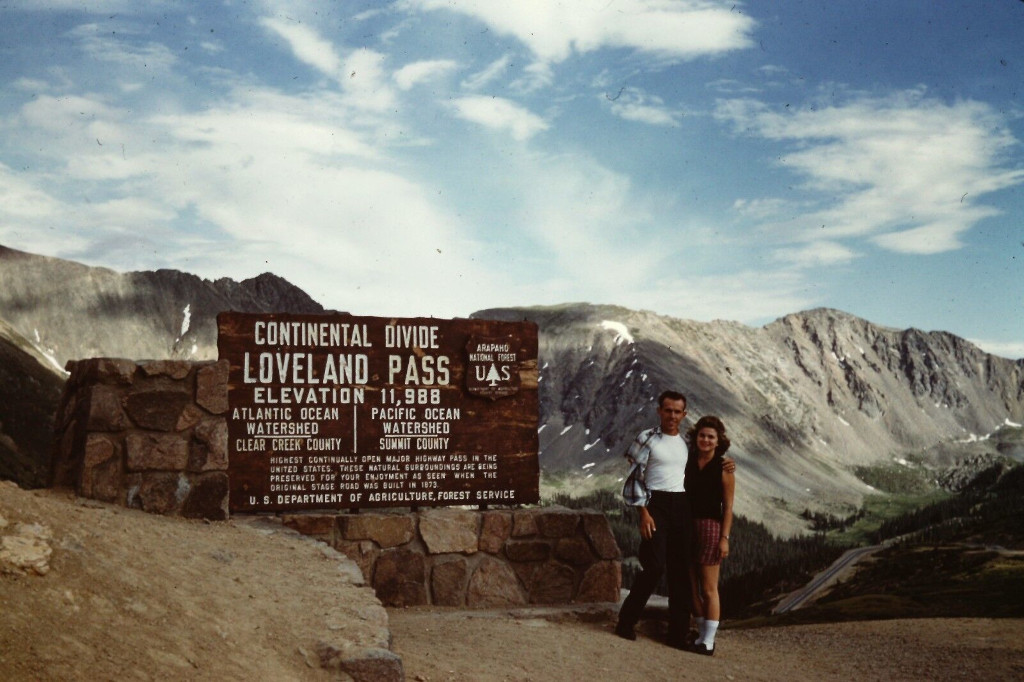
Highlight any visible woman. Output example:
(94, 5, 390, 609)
(685, 415, 734, 656)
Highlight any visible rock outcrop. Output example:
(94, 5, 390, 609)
(0, 318, 65, 488)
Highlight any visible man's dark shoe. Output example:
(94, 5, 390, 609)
(666, 634, 689, 650)
(614, 622, 636, 640)
(667, 627, 700, 649)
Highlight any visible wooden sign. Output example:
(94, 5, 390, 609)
(217, 312, 539, 512)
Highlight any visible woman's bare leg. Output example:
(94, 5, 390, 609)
(699, 563, 721, 621)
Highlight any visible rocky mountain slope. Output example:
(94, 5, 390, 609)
(475, 304, 1024, 534)
(0, 320, 65, 488)
(0, 245, 326, 368)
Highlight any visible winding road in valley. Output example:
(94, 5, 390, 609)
(773, 544, 882, 613)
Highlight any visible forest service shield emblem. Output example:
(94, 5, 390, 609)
(465, 334, 521, 399)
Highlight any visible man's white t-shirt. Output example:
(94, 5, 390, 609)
(644, 432, 687, 492)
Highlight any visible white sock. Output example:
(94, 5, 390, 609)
(693, 616, 705, 643)
(703, 620, 720, 649)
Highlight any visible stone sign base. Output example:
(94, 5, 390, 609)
(282, 506, 621, 607)
(49, 358, 623, 609)
(51, 358, 230, 520)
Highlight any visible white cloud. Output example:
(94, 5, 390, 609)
(758, 64, 789, 77)
(0, 163, 63, 221)
(393, 59, 458, 90)
(461, 55, 512, 91)
(5, 0, 1018, 346)
(484, 149, 733, 313)
(717, 91, 1024, 255)
(11, 78, 51, 92)
(732, 197, 792, 220)
(69, 22, 179, 74)
(19, 94, 121, 134)
(870, 215, 994, 254)
(402, 143, 670, 311)
(81, 197, 176, 225)
(637, 269, 815, 325)
(260, 17, 396, 111)
(260, 17, 343, 78)
(605, 87, 681, 126)
(408, 0, 756, 63)
(511, 61, 555, 94)
(341, 48, 397, 111)
(0, 160, 166, 263)
(0, 79, 501, 316)
(968, 338, 1024, 360)
(706, 78, 763, 95)
(774, 241, 858, 267)
(450, 96, 549, 140)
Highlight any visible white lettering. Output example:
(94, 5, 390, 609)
(388, 354, 450, 385)
(384, 324, 440, 349)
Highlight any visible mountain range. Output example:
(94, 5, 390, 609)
(477, 304, 1023, 533)
(1, 244, 1021, 534)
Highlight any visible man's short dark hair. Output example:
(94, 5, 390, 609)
(658, 390, 687, 409)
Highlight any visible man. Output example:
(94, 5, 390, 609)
(615, 390, 734, 648)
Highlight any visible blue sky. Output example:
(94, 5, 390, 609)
(1, 1, 1022, 357)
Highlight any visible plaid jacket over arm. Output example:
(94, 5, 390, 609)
(621, 427, 661, 507)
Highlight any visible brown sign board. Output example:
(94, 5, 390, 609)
(217, 312, 539, 512)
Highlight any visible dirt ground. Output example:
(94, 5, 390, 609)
(0, 481, 388, 681)
(390, 607, 1024, 681)
(3, 481, 1023, 681)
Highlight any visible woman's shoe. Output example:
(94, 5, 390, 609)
(692, 643, 715, 656)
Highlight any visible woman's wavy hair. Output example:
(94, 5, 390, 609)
(686, 415, 731, 457)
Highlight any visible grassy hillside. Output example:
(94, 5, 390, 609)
(780, 544, 1024, 624)
(749, 461, 1024, 626)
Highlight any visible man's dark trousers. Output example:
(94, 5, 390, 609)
(617, 490, 693, 638)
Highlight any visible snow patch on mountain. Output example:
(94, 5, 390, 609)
(31, 328, 67, 375)
(180, 304, 192, 337)
(600, 320, 634, 345)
